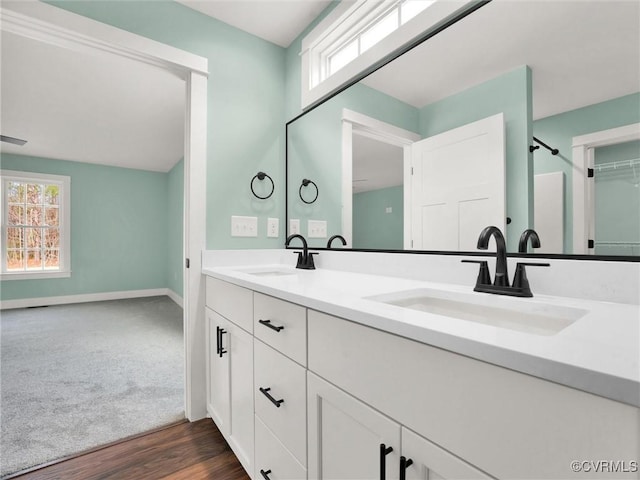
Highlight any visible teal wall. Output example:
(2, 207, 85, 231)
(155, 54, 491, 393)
(48, 0, 286, 249)
(593, 140, 640, 256)
(418, 66, 533, 251)
(353, 186, 404, 250)
(1, 154, 174, 301)
(533, 92, 640, 253)
(288, 83, 418, 248)
(167, 159, 184, 296)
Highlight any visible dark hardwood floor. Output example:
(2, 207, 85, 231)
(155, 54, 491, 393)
(11, 419, 250, 480)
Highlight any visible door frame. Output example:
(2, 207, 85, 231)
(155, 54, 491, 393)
(341, 109, 420, 246)
(572, 122, 640, 254)
(0, 2, 209, 420)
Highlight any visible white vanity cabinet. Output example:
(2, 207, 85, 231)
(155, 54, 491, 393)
(205, 277, 254, 476)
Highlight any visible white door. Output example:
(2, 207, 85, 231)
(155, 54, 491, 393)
(401, 427, 495, 480)
(307, 372, 401, 480)
(408, 113, 505, 251)
(206, 309, 230, 436)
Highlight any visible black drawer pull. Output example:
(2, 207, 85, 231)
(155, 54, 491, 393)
(259, 387, 284, 407)
(215, 325, 220, 355)
(380, 443, 393, 480)
(260, 469, 272, 480)
(259, 319, 284, 332)
(218, 327, 227, 358)
(399, 456, 413, 480)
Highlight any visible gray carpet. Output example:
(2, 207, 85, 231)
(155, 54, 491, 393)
(0, 296, 184, 477)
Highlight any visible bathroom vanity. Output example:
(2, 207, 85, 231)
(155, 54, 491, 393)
(202, 249, 639, 480)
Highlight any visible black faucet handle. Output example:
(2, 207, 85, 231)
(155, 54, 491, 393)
(512, 262, 550, 296)
(515, 262, 550, 267)
(461, 260, 491, 287)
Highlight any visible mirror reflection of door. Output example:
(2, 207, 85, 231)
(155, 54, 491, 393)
(408, 113, 506, 251)
(352, 135, 405, 250)
(593, 139, 640, 256)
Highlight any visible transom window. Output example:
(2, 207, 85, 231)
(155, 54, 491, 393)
(1, 170, 71, 279)
(324, 0, 434, 81)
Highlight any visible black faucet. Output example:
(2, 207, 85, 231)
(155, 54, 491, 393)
(285, 234, 317, 270)
(327, 235, 347, 249)
(462, 226, 549, 297)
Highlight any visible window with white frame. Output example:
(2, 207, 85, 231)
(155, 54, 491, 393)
(300, 0, 475, 109)
(1, 170, 71, 279)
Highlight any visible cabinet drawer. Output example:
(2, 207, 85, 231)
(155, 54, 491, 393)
(255, 415, 306, 480)
(255, 339, 307, 467)
(206, 276, 253, 332)
(254, 293, 306, 365)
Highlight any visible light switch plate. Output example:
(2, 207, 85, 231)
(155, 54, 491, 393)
(308, 220, 327, 238)
(231, 215, 258, 237)
(289, 219, 300, 235)
(267, 218, 279, 238)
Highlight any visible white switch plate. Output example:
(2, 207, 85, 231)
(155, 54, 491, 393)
(385, 207, 393, 213)
(231, 215, 258, 237)
(308, 219, 327, 238)
(267, 217, 279, 238)
(289, 219, 300, 235)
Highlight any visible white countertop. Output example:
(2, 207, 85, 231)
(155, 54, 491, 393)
(203, 260, 640, 408)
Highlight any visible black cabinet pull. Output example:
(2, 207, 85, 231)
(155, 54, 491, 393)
(379, 443, 393, 480)
(218, 328, 227, 358)
(259, 387, 284, 407)
(259, 319, 285, 332)
(400, 456, 413, 480)
(260, 469, 272, 480)
(215, 326, 220, 355)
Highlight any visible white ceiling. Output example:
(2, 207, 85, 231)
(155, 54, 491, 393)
(352, 134, 403, 193)
(0, 31, 185, 172)
(176, 0, 332, 48)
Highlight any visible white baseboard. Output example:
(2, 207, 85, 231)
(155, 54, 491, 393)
(0, 288, 184, 310)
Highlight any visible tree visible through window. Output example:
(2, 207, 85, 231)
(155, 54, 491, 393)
(1, 171, 70, 278)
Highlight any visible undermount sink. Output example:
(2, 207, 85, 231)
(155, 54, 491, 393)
(235, 266, 297, 277)
(366, 288, 587, 336)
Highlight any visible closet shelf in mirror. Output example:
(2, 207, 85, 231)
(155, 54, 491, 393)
(594, 158, 640, 172)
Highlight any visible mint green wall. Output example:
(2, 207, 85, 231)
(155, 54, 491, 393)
(167, 159, 184, 296)
(533, 92, 640, 253)
(1, 154, 170, 301)
(48, 1, 286, 249)
(593, 140, 640, 256)
(353, 186, 403, 249)
(418, 66, 533, 251)
(288, 83, 419, 248)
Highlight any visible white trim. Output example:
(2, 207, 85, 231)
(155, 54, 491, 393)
(1, 2, 208, 422)
(301, 0, 477, 109)
(0, 288, 176, 310)
(341, 108, 421, 246)
(572, 123, 640, 254)
(167, 289, 184, 308)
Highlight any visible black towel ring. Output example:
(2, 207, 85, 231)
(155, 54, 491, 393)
(299, 178, 318, 204)
(251, 172, 274, 200)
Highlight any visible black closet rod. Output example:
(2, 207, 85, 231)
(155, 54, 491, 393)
(530, 136, 559, 155)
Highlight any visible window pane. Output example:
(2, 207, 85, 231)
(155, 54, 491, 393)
(44, 228, 60, 249)
(8, 205, 24, 225)
(401, 0, 435, 24)
(26, 184, 42, 204)
(44, 185, 60, 205)
(26, 250, 43, 270)
(7, 227, 24, 249)
(45, 207, 59, 226)
(328, 39, 358, 76)
(7, 250, 24, 271)
(26, 206, 43, 226)
(361, 10, 399, 53)
(45, 249, 59, 269)
(7, 182, 25, 203)
(25, 228, 42, 249)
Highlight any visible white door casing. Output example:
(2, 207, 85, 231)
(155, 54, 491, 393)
(409, 113, 506, 251)
(0, 2, 209, 420)
(341, 109, 421, 246)
(571, 122, 640, 254)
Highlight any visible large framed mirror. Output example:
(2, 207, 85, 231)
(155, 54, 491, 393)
(286, 0, 640, 258)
